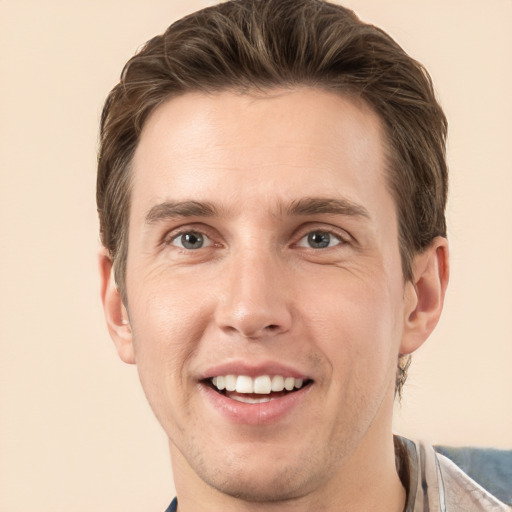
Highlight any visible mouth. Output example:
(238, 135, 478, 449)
(204, 374, 313, 404)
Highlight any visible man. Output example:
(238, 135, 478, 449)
(97, 0, 509, 510)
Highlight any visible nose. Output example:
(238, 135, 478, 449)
(214, 249, 292, 340)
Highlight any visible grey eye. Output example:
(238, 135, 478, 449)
(173, 231, 209, 249)
(297, 230, 342, 249)
(307, 231, 331, 248)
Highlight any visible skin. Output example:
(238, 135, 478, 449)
(100, 88, 449, 511)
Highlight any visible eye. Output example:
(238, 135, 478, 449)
(170, 231, 211, 250)
(297, 230, 343, 249)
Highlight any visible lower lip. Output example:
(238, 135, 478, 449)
(199, 383, 312, 425)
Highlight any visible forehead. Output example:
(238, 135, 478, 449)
(130, 88, 391, 221)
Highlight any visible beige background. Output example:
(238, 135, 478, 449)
(1, 0, 511, 510)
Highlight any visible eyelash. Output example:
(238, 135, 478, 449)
(169, 231, 213, 250)
(162, 226, 217, 250)
(295, 229, 348, 249)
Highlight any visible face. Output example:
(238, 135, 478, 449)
(106, 89, 429, 503)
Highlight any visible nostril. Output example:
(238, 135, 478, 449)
(238, 324, 280, 339)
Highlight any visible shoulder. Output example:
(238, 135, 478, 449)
(435, 451, 510, 512)
(395, 436, 510, 512)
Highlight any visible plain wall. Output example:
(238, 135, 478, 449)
(1, 1, 511, 510)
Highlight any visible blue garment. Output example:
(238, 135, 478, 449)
(164, 497, 177, 512)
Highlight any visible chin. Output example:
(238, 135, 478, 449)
(187, 443, 325, 503)
(205, 467, 315, 503)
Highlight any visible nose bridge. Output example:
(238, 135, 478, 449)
(215, 240, 292, 338)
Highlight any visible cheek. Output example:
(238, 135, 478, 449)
(301, 271, 404, 382)
(127, 278, 213, 419)
(131, 285, 206, 360)
(129, 259, 209, 344)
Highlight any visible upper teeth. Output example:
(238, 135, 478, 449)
(211, 375, 304, 394)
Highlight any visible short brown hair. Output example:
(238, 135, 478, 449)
(97, 0, 448, 394)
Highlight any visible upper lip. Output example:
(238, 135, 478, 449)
(198, 360, 312, 381)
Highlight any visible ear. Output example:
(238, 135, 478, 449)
(98, 249, 135, 364)
(400, 237, 449, 355)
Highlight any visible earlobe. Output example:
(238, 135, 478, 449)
(400, 237, 449, 355)
(98, 249, 135, 364)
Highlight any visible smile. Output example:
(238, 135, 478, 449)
(208, 375, 311, 404)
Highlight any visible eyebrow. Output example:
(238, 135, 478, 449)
(144, 196, 370, 225)
(284, 197, 370, 219)
(145, 200, 219, 224)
